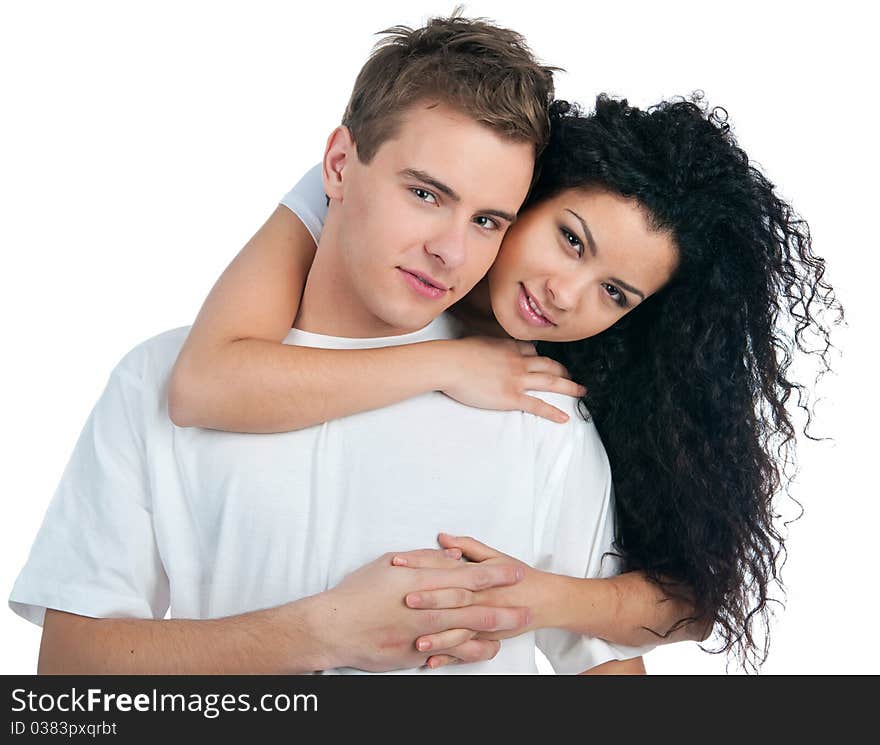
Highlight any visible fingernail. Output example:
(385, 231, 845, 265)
(445, 548, 462, 558)
(408, 593, 422, 607)
(417, 640, 431, 651)
(392, 556, 408, 566)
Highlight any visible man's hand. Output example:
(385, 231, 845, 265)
(37, 547, 528, 675)
(311, 548, 531, 672)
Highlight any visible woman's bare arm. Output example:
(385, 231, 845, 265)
(580, 656, 646, 675)
(409, 535, 711, 666)
(168, 205, 455, 432)
(554, 571, 712, 646)
(168, 206, 581, 433)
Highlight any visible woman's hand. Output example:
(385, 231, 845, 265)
(437, 337, 586, 424)
(395, 533, 563, 670)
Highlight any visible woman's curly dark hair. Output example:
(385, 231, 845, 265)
(531, 94, 842, 672)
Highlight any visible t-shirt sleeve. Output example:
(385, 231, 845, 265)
(530, 394, 656, 674)
(9, 358, 169, 627)
(279, 163, 327, 245)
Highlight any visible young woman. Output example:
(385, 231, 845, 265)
(168, 95, 840, 672)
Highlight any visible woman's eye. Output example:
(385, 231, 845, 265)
(474, 215, 500, 231)
(560, 227, 584, 256)
(411, 187, 437, 204)
(603, 283, 628, 308)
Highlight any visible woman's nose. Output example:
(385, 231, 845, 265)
(545, 275, 581, 312)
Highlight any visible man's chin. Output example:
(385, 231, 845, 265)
(375, 304, 446, 335)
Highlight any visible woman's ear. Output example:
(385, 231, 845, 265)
(322, 125, 356, 202)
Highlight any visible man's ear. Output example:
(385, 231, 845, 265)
(322, 125, 356, 202)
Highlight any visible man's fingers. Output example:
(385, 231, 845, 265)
(424, 654, 458, 669)
(406, 587, 474, 609)
(415, 628, 476, 653)
(426, 639, 501, 668)
(389, 547, 462, 568)
(436, 533, 501, 562)
(518, 394, 570, 424)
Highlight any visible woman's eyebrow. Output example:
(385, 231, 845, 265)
(565, 208, 598, 257)
(610, 277, 645, 301)
(565, 208, 645, 300)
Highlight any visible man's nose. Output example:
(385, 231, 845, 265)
(424, 220, 469, 270)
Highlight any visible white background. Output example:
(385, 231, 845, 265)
(1, 1, 876, 674)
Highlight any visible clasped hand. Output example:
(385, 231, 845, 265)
(317, 533, 545, 672)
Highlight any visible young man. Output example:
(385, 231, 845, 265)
(10, 15, 647, 674)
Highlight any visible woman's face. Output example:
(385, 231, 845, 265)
(488, 187, 679, 342)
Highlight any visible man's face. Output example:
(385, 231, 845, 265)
(327, 103, 535, 337)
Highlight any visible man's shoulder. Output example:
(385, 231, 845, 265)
(525, 391, 609, 468)
(112, 326, 190, 388)
(528, 390, 595, 430)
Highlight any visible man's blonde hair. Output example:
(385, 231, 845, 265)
(342, 11, 558, 163)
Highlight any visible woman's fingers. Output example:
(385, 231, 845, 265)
(399, 562, 522, 599)
(517, 394, 570, 423)
(527, 356, 573, 380)
(525, 374, 587, 399)
(418, 563, 522, 593)
(516, 341, 538, 356)
(389, 547, 462, 568)
(437, 533, 501, 562)
(406, 587, 474, 609)
(438, 605, 531, 633)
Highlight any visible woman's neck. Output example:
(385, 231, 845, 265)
(452, 277, 510, 338)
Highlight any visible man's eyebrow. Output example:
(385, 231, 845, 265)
(400, 169, 460, 201)
(481, 208, 518, 224)
(565, 208, 645, 301)
(400, 168, 517, 224)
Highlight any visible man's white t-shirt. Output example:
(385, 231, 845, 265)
(10, 312, 646, 673)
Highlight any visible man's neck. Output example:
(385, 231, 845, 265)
(293, 211, 409, 339)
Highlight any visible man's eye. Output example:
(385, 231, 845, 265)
(474, 215, 500, 231)
(411, 187, 437, 204)
(560, 227, 583, 256)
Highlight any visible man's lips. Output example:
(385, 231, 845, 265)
(398, 267, 449, 300)
(517, 283, 556, 327)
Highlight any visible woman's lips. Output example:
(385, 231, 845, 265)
(517, 283, 554, 327)
(398, 267, 448, 300)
